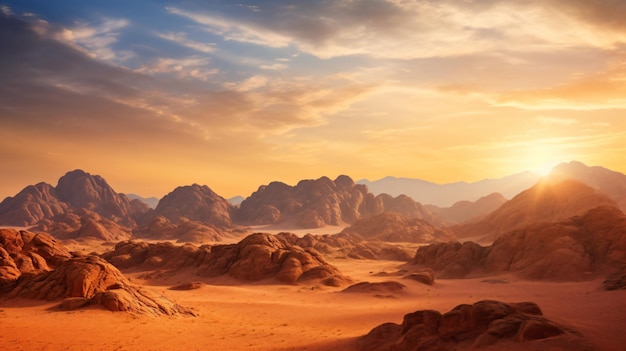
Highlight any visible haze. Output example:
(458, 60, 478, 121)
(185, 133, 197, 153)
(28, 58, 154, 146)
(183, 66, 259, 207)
(1, 1, 625, 199)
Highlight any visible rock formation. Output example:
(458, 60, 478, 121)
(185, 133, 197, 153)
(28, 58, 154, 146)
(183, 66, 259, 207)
(341, 281, 406, 295)
(0, 228, 191, 315)
(358, 300, 589, 351)
(102, 233, 352, 286)
(454, 179, 618, 242)
(0, 228, 72, 292)
(135, 184, 241, 242)
(197, 233, 350, 286)
(426, 193, 507, 225)
(0, 170, 150, 240)
(412, 206, 626, 280)
(340, 213, 453, 243)
(237, 175, 443, 228)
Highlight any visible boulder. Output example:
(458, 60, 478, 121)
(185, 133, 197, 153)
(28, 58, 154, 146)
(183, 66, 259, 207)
(358, 300, 588, 351)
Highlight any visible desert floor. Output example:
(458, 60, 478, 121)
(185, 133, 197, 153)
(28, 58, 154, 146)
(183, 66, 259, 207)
(1, 256, 625, 351)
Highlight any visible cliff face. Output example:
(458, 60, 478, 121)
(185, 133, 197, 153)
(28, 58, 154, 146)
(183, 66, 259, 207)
(237, 175, 443, 228)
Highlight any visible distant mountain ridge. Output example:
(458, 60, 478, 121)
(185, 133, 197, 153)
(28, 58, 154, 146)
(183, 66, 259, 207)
(357, 171, 540, 207)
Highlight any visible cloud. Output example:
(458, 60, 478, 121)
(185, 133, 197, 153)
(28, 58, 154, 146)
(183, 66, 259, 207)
(166, 1, 626, 59)
(492, 61, 626, 110)
(55, 17, 130, 62)
(156, 31, 216, 53)
(137, 56, 218, 81)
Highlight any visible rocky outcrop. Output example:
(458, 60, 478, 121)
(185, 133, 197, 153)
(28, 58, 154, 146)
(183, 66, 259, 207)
(197, 233, 350, 286)
(0, 228, 72, 292)
(0, 228, 191, 315)
(454, 179, 618, 242)
(340, 213, 453, 243)
(0, 170, 150, 238)
(275, 232, 414, 261)
(411, 206, 626, 280)
(426, 193, 507, 225)
(237, 175, 443, 228)
(102, 233, 351, 286)
(32, 209, 133, 241)
(10, 256, 193, 316)
(135, 184, 240, 242)
(358, 300, 589, 351)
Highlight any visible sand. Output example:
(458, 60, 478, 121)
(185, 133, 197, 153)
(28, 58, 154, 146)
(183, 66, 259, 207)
(1, 257, 624, 351)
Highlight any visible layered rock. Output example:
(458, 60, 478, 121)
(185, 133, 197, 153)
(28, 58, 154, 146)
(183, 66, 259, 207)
(1, 228, 191, 315)
(197, 233, 350, 286)
(454, 179, 618, 242)
(102, 233, 351, 286)
(412, 206, 626, 280)
(33, 209, 133, 241)
(358, 300, 589, 351)
(238, 175, 443, 228)
(0, 228, 72, 291)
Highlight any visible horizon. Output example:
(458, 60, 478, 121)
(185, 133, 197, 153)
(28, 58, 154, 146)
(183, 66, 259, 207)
(1, 2, 625, 200)
(0, 160, 612, 201)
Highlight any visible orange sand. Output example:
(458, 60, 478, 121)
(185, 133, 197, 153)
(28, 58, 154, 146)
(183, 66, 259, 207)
(1, 258, 624, 351)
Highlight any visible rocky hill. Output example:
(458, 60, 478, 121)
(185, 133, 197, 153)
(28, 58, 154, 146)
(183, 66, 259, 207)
(453, 179, 618, 242)
(411, 206, 626, 280)
(549, 160, 626, 211)
(237, 175, 443, 228)
(134, 184, 240, 242)
(0, 170, 150, 238)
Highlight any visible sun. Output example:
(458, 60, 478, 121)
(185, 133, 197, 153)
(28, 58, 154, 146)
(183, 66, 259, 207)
(531, 162, 555, 177)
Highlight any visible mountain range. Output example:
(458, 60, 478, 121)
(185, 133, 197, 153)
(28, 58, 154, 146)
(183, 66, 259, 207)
(357, 171, 540, 207)
(0, 161, 624, 244)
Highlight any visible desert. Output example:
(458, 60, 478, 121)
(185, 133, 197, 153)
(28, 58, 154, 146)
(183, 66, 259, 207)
(1, 162, 626, 351)
(2, 2, 626, 350)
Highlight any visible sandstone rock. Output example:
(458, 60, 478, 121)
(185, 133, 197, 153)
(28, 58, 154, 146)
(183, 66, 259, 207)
(411, 206, 626, 280)
(238, 175, 444, 228)
(340, 213, 453, 243)
(169, 282, 204, 290)
(359, 300, 586, 351)
(197, 233, 349, 286)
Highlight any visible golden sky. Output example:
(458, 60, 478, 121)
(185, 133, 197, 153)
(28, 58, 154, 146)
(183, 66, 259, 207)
(1, 1, 625, 199)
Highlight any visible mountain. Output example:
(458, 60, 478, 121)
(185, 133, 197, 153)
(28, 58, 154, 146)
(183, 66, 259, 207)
(0, 170, 149, 228)
(237, 175, 444, 228)
(135, 184, 240, 242)
(357, 171, 539, 207)
(412, 206, 626, 281)
(339, 213, 453, 243)
(126, 194, 159, 209)
(454, 178, 618, 242)
(549, 160, 626, 211)
(228, 196, 245, 206)
(426, 192, 507, 224)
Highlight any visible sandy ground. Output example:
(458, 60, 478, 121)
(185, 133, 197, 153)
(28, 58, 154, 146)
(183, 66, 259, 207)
(1, 257, 624, 351)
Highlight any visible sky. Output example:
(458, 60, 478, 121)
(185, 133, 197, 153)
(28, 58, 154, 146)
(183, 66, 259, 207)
(1, 0, 625, 199)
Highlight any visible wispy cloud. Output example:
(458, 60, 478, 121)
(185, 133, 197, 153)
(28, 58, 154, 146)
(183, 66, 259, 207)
(137, 56, 217, 80)
(55, 17, 130, 62)
(156, 31, 215, 53)
(535, 116, 578, 125)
